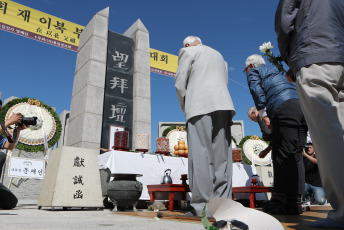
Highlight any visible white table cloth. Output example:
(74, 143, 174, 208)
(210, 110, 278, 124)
(99, 151, 188, 200)
(98, 151, 267, 200)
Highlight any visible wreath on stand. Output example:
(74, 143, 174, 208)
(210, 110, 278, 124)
(238, 135, 271, 165)
(0, 97, 62, 152)
(162, 125, 240, 157)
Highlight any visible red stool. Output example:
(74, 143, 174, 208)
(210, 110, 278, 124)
(232, 186, 274, 208)
(147, 184, 190, 211)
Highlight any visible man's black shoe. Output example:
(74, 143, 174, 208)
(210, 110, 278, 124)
(262, 200, 302, 215)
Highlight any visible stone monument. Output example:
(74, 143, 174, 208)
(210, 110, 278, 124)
(38, 8, 152, 207)
(66, 7, 151, 152)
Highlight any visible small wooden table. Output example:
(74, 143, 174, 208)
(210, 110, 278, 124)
(232, 186, 274, 208)
(147, 184, 190, 211)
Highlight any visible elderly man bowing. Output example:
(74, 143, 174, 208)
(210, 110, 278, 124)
(175, 36, 235, 217)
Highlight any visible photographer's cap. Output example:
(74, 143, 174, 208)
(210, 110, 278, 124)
(306, 132, 312, 144)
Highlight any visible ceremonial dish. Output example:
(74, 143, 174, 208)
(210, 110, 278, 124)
(156, 137, 169, 155)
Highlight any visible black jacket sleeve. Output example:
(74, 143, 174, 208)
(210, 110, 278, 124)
(257, 115, 272, 141)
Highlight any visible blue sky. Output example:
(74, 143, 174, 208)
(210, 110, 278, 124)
(0, 0, 282, 151)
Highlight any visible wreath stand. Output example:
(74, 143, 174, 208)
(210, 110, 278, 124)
(0, 98, 61, 190)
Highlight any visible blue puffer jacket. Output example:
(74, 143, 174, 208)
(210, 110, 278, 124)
(247, 65, 298, 118)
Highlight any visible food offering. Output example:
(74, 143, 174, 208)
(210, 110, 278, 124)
(232, 148, 242, 162)
(135, 134, 149, 153)
(173, 140, 188, 158)
(113, 131, 129, 151)
(156, 138, 170, 155)
(166, 126, 187, 156)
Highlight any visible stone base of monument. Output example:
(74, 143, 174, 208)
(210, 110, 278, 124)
(37, 146, 103, 209)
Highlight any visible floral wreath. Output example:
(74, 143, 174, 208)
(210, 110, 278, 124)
(238, 135, 271, 165)
(0, 97, 62, 152)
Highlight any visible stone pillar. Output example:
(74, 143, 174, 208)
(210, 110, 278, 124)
(66, 8, 109, 149)
(232, 120, 245, 144)
(123, 19, 151, 151)
(57, 110, 70, 148)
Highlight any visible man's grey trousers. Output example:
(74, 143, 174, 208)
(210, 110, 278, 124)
(296, 63, 344, 224)
(187, 110, 233, 213)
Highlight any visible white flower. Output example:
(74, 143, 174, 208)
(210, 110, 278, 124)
(259, 42, 274, 54)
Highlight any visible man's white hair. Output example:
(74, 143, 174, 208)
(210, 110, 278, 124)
(183, 36, 202, 47)
(247, 106, 257, 116)
(245, 54, 266, 68)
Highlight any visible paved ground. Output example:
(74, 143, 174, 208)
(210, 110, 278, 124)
(1, 200, 335, 230)
(0, 201, 204, 230)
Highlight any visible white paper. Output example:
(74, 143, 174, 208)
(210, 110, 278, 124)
(208, 198, 283, 230)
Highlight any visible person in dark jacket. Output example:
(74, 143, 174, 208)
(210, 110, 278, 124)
(244, 54, 307, 215)
(0, 99, 28, 210)
(275, 0, 344, 227)
(303, 143, 326, 205)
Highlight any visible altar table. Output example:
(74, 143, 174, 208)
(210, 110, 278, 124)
(99, 151, 188, 200)
(98, 150, 269, 200)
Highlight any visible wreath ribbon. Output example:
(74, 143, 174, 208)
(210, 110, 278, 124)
(27, 99, 41, 106)
(36, 106, 49, 163)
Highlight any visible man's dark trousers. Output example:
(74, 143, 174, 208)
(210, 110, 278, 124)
(271, 99, 307, 195)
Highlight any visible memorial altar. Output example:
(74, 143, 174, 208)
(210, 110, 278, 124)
(98, 150, 269, 200)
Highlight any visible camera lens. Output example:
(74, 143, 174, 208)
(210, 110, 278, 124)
(22, 116, 38, 126)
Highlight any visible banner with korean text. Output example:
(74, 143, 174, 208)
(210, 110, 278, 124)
(0, 0, 179, 76)
(0, 0, 84, 51)
(150, 48, 178, 77)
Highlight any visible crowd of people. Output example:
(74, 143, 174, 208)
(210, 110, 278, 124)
(1, 0, 343, 229)
(175, 0, 344, 228)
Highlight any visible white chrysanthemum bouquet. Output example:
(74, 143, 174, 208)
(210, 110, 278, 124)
(259, 42, 286, 74)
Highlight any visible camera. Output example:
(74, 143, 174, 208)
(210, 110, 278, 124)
(304, 145, 310, 152)
(19, 116, 38, 127)
(7, 116, 38, 143)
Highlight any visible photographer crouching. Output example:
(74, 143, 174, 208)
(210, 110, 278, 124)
(303, 142, 327, 205)
(0, 99, 29, 209)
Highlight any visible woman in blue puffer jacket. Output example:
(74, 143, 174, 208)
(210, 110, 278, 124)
(244, 54, 307, 215)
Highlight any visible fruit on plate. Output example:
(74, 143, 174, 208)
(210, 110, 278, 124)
(178, 140, 185, 145)
(167, 128, 187, 156)
(173, 141, 188, 156)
